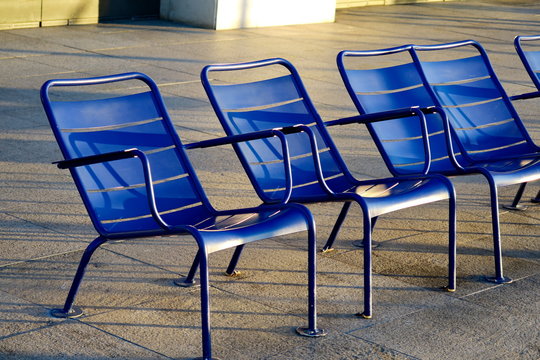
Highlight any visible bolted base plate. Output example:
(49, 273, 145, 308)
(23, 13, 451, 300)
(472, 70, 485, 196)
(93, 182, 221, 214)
(50, 306, 84, 319)
(224, 270, 242, 277)
(352, 240, 380, 249)
(502, 204, 527, 211)
(355, 312, 372, 319)
(173, 277, 199, 288)
(296, 327, 327, 337)
(485, 275, 513, 284)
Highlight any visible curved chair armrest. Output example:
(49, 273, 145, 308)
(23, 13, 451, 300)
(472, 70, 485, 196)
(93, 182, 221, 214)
(419, 106, 467, 172)
(54, 148, 174, 232)
(184, 129, 294, 205)
(327, 106, 433, 175)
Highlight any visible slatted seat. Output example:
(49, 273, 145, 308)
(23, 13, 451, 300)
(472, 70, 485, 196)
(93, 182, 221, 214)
(201, 58, 457, 319)
(41, 72, 325, 360)
(338, 40, 540, 284)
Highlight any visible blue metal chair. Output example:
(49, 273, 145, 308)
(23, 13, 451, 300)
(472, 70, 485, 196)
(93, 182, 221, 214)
(40, 72, 325, 360)
(201, 58, 457, 319)
(514, 34, 540, 203)
(337, 40, 540, 285)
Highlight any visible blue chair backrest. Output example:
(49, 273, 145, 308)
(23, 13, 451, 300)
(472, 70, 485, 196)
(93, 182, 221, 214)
(41, 73, 211, 237)
(338, 47, 458, 176)
(202, 59, 355, 202)
(414, 41, 538, 162)
(515, 35, 540, 90)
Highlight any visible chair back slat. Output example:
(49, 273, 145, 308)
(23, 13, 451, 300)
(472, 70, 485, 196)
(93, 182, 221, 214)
(211, 75, 302, 110)
(203, 59, 352, 202)
(338, 51, 456, 176)
(42, 74, 211, 236)
(415, 42, 538, 161)
(419, 56, 489, 84)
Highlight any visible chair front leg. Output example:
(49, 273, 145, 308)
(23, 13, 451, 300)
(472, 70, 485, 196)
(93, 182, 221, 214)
(356, 215, 373, 319)
(447, 195, 457, 292)
(296, 218, 326, 337)
(486, 182, 513, 284)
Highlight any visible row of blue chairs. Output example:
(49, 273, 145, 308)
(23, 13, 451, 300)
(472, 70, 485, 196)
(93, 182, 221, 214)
(40, 36, 539, 360)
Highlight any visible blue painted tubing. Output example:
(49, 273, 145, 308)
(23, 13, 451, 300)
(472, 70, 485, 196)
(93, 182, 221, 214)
(202, 58, 456, 318)
(42, 71, 324, 359)
(338, 41, 539, 283)
(60, 236, 108, 315)
(225, 245, 245, 275)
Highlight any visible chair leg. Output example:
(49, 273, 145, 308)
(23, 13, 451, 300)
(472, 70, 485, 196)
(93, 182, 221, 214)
(532, 189, 540, 203)
(197, 248, 217, 360)
(296, 218, 326, 337)
(352, 216, 379, 249)
(356, 215, 373, 319)
(446, 196, 457, 292)
(486, 183, 512, 284)
(174, 250, 200, 287)
(50, 236, 108, 318)
(322, 202, 352, 252)
(225, 245, 245, 276)
(503, 183, 527, 211)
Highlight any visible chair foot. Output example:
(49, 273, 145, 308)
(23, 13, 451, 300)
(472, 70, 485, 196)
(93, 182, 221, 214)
(502, 204, 527, 211)
(321, 247, 335, 253)
(485, 276, 513, 284)
(442, 286, 456, 292)
(296, 327, 327, 337)
(173, 277, 199, 288)
(50, 306, 84, 319)
(193, 357, 222, 360)
(352, 240, 380, 249)
(531, 197, 540, 203)
(354, 312, 372, 319)
(224, 270, 242, 277)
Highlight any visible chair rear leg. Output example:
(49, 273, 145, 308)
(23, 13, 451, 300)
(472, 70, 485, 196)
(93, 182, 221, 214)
(503, 183, 527, 211)
(174, 250, 200, 287)
(50, 236, 108, 318)
(356, 215, 373, 319)
(322, 202, 351, 252)
(532, 189, 540, 203)
(225, 245, 245, 276)
(352, 216, 379, 249)
(486, 183, 513, 284)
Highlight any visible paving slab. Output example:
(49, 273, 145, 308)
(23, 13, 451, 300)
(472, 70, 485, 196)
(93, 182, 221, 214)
(0, 1, 538, 359)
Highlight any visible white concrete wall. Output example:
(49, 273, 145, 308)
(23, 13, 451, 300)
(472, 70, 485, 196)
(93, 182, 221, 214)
(161, 0, 336, 30)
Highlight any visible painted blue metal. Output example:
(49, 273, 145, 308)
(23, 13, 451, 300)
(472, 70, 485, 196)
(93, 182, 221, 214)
(201, 58, 457, 319)
(337, 40, 540, 284)
(514, 35, 540, 203)
(41, 72, 325, 360)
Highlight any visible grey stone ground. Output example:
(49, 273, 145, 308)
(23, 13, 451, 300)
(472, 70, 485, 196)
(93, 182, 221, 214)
(0, 1, 539, 359)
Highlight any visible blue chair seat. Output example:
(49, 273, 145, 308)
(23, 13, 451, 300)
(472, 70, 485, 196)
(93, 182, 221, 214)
(41, 72, 324, 360)
(337, 40, 540, 284)
(201, 58, 457, 319)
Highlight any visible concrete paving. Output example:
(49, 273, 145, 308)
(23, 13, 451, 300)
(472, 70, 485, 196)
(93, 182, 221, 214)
(0, 1, 539, 359)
